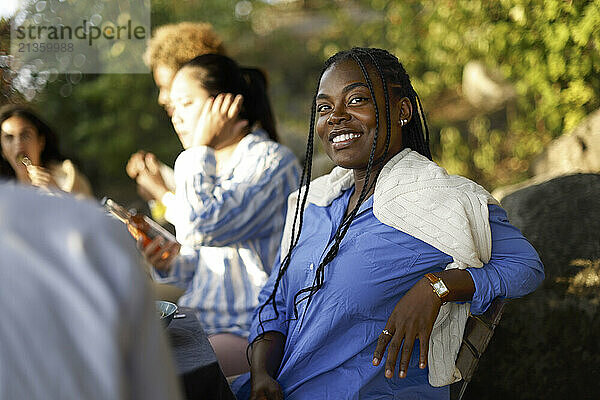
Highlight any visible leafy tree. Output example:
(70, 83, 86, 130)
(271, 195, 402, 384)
(0, 17, 20, 104)
(3, 0, 598, 202)
(311, 0, 600, 189)
(24, 0, 327, 204)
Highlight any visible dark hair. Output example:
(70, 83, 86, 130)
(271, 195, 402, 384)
(254, 48, 432, 339)
(179, 54, 279, 142)
(0, 104, 64, 178)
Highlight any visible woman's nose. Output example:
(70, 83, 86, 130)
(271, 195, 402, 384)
(327, 109, 350, 125)
(158, 88, 170, 107)
(171, 111, 182, 126)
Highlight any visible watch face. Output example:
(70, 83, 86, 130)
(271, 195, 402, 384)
(433, 281, 449, 296)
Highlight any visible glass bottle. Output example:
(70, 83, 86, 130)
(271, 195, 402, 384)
(101, 198, 178, 260)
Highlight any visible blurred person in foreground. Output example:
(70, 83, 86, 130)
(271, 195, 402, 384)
(233, 48, 544, 399)
(0, 104, 93, 198)
(141, 54, 300, 377)
(0, 182, 182, 400)
(126, 22, 226, 222)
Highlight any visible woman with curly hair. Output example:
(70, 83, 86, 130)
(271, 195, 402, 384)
(143, 21, 226, 116)
(126, 21, 227, 223)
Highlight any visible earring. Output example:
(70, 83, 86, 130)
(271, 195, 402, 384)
(400, 119, 408, 127)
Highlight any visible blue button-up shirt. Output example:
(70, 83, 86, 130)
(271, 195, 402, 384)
(234, 187, 544, 399)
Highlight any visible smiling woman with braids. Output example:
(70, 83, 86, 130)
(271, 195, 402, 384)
(233, 48, 544, 399)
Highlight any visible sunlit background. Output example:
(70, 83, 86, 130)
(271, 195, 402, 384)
(1, 1, 599, 398)
(1, 0, 598, 206)
(0, 0, 20, 19)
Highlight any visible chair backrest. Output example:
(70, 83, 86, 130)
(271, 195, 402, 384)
(451, 298, 508, 400)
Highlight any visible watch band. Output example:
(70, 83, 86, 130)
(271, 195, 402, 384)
(424, 273, 450, 301)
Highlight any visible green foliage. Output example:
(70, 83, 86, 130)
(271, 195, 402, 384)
(0, 18, 18, 103)
(21, 1, 325, 203)
(3, 0, 597, 202)
(315, 0, 600, 189)
(35, 73, 180, 203)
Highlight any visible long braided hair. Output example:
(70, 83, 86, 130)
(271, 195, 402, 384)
(254, 47, 432, 341)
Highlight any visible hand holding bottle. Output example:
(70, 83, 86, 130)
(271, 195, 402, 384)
(18, 155, 58, 190)
(102, 198, 180, 269)
(139, 236, 180, 271)
(27, 165, 59, 189)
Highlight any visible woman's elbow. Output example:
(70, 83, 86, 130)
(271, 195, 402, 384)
(506, 259, 545, 298)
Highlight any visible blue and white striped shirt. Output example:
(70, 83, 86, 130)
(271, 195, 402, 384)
(156, 130, 300, 337)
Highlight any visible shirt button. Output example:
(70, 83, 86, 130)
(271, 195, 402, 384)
(309, 263, 314, 271)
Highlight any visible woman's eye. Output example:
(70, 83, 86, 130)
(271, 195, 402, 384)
(316, 104, 331, 113)
(349, 97, 369, 105)
(173, 98, 192, 108)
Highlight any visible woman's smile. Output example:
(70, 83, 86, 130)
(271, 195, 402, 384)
(329, 129, 363, 149)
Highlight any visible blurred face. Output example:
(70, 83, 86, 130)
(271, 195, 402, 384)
(315, 59, 407, 170)
(1, 116, 44, 175)
(153, 64, 177, 116)
(169, 69, 211, 149)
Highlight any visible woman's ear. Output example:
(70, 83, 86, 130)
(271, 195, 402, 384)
(397, 97, 413, 127)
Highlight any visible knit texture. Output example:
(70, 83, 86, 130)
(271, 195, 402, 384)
(281, 148, 498, 386)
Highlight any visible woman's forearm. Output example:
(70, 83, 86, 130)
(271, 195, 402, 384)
(433, 269, 476, 302)
(250, 331, 286, 378)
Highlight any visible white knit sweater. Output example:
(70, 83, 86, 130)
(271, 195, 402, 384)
(281, 148, 499, 386)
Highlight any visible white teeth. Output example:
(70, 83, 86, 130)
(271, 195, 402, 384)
(332, 133, 360, 143)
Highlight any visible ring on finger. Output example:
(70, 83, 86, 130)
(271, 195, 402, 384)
(382, 329, 392, 337)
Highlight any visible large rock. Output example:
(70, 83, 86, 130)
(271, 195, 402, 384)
(531, 109, 600, 177)
(493, 109, 600, 200)
(465, 173, 600, 400)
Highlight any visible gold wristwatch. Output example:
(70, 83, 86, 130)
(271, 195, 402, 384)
(424, 273, 449, 301)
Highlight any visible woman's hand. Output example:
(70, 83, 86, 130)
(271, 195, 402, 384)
(126, 151, 146, 179)
(126, 151, 155, 201)
(191, 93, 248, 149)
(27, 165, 58, 190)
(373, 270, 476, 378)
(135, 153, 170, 202)
(138, 236, 181, 271)
(372, 277, 442, 379)
(127, 151, 170, 202)
(250, 372, 284, 400)
(249, 331, 286, 400)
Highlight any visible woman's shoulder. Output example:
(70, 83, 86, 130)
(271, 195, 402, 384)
(245, 130, 299, 165)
